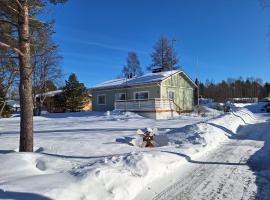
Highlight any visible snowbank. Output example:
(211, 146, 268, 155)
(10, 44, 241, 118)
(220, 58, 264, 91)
(0, 151, 184, 200)
(54, 152, 183, 200)
(0, 105, 261, 200)
(166, 107, 258, 150)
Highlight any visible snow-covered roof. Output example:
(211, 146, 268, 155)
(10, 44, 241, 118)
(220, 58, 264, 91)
(35, 90, 63, 98)
(92, 70, 195, 90)
(6, 100, 20, 108)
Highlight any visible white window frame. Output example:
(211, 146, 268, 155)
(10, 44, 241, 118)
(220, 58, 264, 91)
(133, 91, 149, 100)
(115, 93, 126, 101)
(97, 94, 106, 105)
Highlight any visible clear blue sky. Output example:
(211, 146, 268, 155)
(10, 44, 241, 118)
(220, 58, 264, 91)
(48, 0, 270, 87)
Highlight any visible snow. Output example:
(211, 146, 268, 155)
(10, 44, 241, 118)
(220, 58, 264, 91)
(0, 103, 269, 200)
(6, 100, 20, 108)
(35, 90, 62, 98)
(92, 70, 180, 89)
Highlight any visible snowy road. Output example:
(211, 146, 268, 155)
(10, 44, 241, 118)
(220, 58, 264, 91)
(150, 113, 270, 200)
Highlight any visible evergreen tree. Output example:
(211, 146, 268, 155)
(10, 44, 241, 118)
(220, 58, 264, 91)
(147, 34, 179, 72)
(0, 0, 66, 152)
(63, 73, 87, 112)
(121, 52, 143, 78)
(0, 82, 11, 118)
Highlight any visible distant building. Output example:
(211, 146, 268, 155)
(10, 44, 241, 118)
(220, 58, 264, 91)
(262, 95, 270, 102)
(36, 90, 92, 113)
(91, 70, 197, 119)
(6, 100, 20, 112)
(229, 98, 258, 103)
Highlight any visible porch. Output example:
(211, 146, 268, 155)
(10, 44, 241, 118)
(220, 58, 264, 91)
(114, 98, 181, 113)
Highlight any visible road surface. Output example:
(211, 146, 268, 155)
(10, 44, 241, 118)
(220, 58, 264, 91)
(139, 113, 270, 200)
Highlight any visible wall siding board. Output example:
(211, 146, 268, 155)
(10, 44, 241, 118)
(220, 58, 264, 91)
(92, 84, 160, 111)
(161, 73, 194, 111)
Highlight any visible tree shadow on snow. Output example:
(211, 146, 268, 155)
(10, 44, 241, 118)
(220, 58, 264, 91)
(161, 150, 246, 166)
(241, 122, 270, 199)
(0, 190, 52, 200)
(40, 111, 105, 119)
(114, 136, 134, 145)
(0, 128, 138, 136)
(33, 128, 138, 134)
(212, 121, 270, 199)
(38, 151, 129, 160)
(0, 150, 15, 154)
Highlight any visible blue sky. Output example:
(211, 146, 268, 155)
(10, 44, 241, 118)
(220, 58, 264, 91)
(48, 0, 270, 87)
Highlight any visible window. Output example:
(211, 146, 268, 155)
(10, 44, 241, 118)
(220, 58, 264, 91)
(168, 91, 175, 100)
(134, 91, 149, 100)
(97, 95, 106, 105)
(115, 93, 126, 100)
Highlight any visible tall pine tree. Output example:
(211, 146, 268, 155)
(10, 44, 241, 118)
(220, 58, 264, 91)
(121, 52, 143, 78)
(148, 34, 179, 72)
(0, 0, 66, 152)
(63, 73, 87, 112)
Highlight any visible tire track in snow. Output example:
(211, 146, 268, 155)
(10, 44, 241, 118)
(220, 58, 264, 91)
(153, 139, 258, 200)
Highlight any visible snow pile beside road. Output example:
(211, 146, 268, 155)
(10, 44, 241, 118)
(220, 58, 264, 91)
(0, 152, 183, 200)
(166, 107, 258, 151)
(59, 151, 183, 200)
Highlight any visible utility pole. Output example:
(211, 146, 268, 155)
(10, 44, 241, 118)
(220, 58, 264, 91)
(196, 56, 200, 106)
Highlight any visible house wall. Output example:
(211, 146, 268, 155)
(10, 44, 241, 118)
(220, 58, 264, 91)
(161, 72, 195, 111)
(92, 84, 160, 111)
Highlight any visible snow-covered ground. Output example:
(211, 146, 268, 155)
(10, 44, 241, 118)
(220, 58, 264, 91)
(0, 104, 269, 200)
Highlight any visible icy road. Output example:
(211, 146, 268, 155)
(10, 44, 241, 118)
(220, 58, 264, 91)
(139, 113, 270, 200)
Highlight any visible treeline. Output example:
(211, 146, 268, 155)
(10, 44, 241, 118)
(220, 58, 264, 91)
(198, 78, 270, 102)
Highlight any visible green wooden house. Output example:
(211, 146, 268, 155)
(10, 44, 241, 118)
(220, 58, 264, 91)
(91, 70, 197, 119)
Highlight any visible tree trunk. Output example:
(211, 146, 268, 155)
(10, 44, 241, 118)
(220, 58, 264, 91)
(0, 101, 6, 117)
(18, 0, 33, 152)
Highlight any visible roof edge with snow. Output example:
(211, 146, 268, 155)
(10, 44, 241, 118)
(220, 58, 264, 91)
(91, 70, 197, 90)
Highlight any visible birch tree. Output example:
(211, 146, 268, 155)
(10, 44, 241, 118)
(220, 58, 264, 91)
(121, 52, 143, 78)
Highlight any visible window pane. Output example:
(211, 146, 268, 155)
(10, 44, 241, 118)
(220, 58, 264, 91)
(120, 93, 126, 100)
(141, 92, 148, 99)
(98, 95, 105, 104)
(135, 92, 148, 100)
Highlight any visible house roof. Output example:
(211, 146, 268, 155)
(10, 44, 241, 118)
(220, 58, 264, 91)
(35, 90, 63, 98)
(91, 70, 197, 90)
(6, 100, 20, 108)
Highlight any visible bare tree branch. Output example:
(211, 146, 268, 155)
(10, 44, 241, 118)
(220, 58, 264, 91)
(14, 0, 23, 10)
(29, 17, 47, 24)
(0, 41, 24, 56)
(0, 19, 18, 27)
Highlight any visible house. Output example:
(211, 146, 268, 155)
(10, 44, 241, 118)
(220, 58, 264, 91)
(36, 90, 92, 113)
(91, 70, 197, 119)
(6, 100, 20, 112)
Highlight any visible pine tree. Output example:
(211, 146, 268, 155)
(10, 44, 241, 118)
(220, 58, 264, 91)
(121, 52, 143, 78)
(0, 81, 11, 118)
(63, 73, 87, 112)
(148, 34, 179, 72)
(0, 0, 66, 152)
